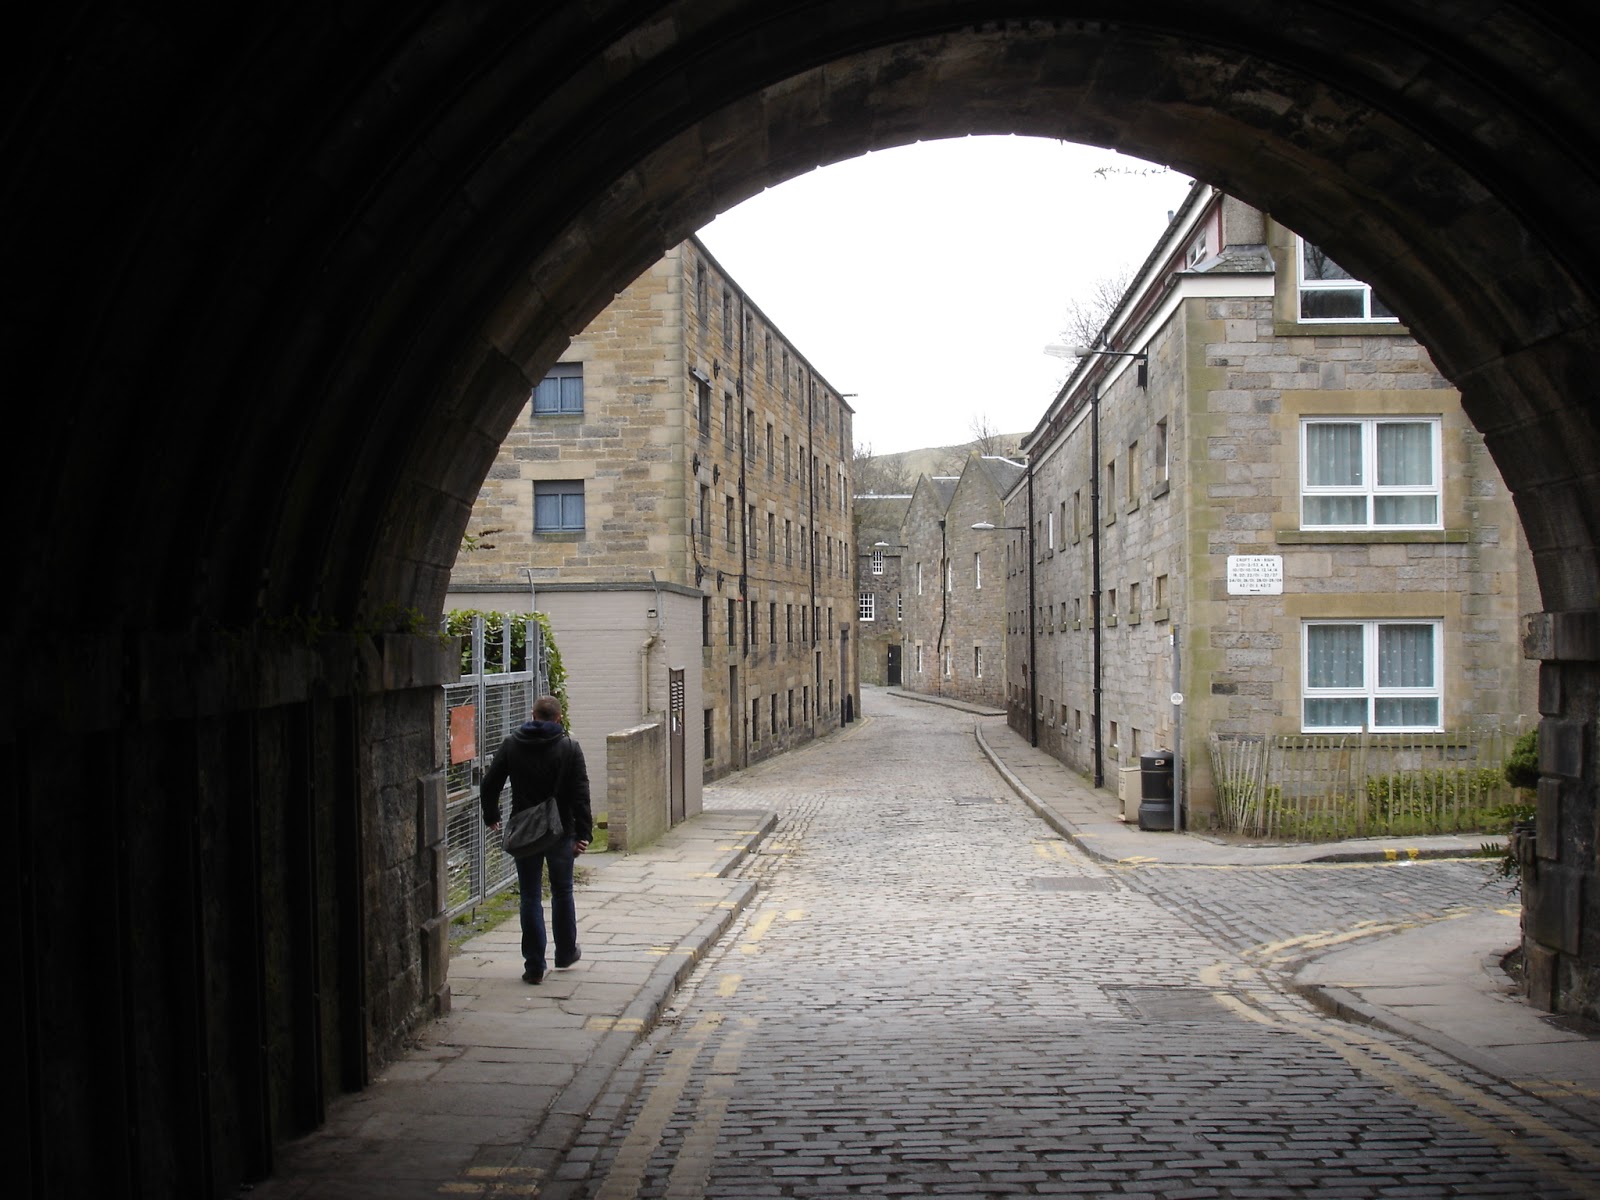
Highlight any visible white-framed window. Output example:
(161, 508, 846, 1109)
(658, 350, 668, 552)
(973, 645, 982, 678)
(859, 592, 875, 622)
(945, 560, 952, 593)
(871, 548, 885, 575)
(974, 552, 982, 590)
(1297, 236, 1398, 323)
(533, 480, 585, 531)
(1302, 620, 1442, 732)
(1301, 417, 1441, 529)
(916, 562, 923, 595)
(532, 363, 583, 415)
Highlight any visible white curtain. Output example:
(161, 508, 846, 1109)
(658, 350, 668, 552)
(1374, 421, 1436, 524)
(1305, 624, 1367, 727)
(1304, 423, 1365, 525)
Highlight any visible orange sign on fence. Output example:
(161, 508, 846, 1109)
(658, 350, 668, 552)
(449, 705, 476, 764)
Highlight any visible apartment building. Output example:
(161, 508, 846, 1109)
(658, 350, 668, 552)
(1003, 185, 1537, 819)
(449, 237, 857, 822)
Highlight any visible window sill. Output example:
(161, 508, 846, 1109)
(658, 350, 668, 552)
(534, 530, 585, 541)
(1273, 317, 1408, 338)
(532, 411, 584, 422)
(1152, 607, 1171, 624)
(1106, 616, 1119, 627)
(1152, 479, 1170, 500)
(1277, 528, 1467, 545)
(1129, 611, 1142, 625)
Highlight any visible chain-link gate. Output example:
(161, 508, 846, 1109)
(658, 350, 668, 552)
(444, 614, 550, 917)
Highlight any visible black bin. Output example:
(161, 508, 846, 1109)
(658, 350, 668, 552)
(1138, 749, 1175, 831)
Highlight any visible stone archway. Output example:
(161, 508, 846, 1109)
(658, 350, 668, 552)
(6, 5, 1598, 1195)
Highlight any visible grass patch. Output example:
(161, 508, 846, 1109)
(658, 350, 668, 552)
(447, 829, 608, 955)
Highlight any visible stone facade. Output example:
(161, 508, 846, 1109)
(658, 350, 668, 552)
(1009, 186, 1538, 817)
(449, 239, 857, 792)
(854, 494, 912, 687)
(898, 454, 1023, 708)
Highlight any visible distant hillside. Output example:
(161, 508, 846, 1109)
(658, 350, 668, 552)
(856, 435, 1027, 494)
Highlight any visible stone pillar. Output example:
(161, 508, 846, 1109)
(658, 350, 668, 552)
(1521, 611, 1600, 1020)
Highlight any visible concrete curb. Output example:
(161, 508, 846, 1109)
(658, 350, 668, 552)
(886, 687, 1006, 717)
(973, 719, 1120, 865)
(973, 719, 1501, 867)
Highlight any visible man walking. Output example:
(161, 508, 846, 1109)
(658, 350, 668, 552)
(482, 694, 593, 984)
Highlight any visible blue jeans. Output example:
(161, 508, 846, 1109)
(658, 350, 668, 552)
(514, 836, 577, 975)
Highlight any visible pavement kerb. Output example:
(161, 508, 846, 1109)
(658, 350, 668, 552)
(488, 810, 773, 1185)
(973, 718, 1119, 866)
(1286, 971, 1540, 1105)
(703, 809, 777, 876)
(971, 718, 1500, 867)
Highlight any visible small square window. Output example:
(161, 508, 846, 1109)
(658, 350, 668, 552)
(533, 481, 584, 531)
(532, 363, 583, 415)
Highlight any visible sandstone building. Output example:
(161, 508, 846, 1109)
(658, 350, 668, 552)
(854, 493, 912, 687)
(1001, 184, 1537, 819)
(450, 237, 858, 821)
(897, 452, 1024, 709)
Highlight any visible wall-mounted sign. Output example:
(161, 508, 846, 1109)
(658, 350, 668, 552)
(450, 704, 477, 764)
(1226, 554, 1284, 596)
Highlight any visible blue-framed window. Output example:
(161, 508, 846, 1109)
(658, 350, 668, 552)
(534, 481, 585, 532)
(532, 363, 583, 415)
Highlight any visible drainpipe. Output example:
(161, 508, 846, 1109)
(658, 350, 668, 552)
(935, 517, 948, 688)
(1026, 458, 1038, 748)
(641, 570, 664, 720)
(1090, 386, 1104, 789)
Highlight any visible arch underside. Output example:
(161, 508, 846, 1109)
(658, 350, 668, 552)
(6, 3, 1599, 1194)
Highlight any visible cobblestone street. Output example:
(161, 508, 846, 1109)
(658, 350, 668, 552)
(551, 694, 1600, 1199)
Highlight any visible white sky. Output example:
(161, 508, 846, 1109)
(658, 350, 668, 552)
(696, 135, 1195, 456)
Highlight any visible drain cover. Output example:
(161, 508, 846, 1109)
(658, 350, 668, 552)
(1105, 986, 1230, 1022)
(1032, 876, 1114, 892)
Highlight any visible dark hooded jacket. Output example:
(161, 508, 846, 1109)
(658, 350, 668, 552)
(480, 719, 593, 843)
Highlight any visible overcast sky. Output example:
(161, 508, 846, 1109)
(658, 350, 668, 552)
(696, 135, 1195, 456)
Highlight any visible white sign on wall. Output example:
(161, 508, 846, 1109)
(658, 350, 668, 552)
(1226, 554, 1284, 596)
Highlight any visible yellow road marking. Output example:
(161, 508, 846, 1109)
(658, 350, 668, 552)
(585, 1016, 646, 1032)
(595, 1015, 723, 1200)
(1213, 979, 1600, 1195)
(663, 1020, 755, 1199)
(442, 1167, 542, 1195)
(716, 973, 742, 998)
(1118, 856, 1489, 872)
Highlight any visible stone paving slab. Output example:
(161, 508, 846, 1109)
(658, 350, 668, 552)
(249, 808, 773, 1198)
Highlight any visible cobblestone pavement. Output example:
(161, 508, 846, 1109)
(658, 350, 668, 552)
(549, 697, 1600, 1199)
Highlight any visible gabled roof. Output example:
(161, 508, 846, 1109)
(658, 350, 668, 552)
(973, 454, 1026, 496)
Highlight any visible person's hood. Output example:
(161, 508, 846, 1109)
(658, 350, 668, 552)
(512, 719, 566, 744)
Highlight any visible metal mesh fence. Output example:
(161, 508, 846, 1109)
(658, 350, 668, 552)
(443, 615, 548, 917)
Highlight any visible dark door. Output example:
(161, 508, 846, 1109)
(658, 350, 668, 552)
(669, 669, 685, 824)
(887, 644, 902, 686)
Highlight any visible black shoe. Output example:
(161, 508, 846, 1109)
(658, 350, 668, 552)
(522, 968, 544, 984)
(554, 948, 582, 969)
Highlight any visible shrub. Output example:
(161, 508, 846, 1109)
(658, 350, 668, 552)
(1504, 728, 1539, 791)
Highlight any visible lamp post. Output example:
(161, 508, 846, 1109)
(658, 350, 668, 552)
(974, 460, 1037, 749)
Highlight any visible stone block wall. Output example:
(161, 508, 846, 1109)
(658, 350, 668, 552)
(607, 721, 668, 852)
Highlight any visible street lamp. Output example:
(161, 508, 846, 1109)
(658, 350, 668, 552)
(974, 491, 1037, 748)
